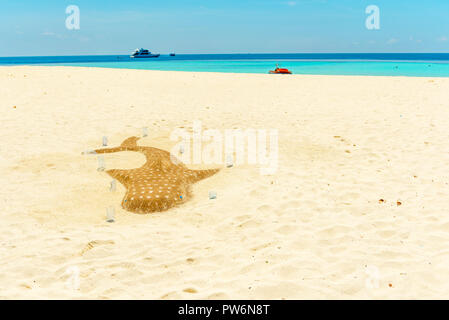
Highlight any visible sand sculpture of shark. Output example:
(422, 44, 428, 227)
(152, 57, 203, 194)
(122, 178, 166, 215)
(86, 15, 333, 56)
(93, 136, 219, 214)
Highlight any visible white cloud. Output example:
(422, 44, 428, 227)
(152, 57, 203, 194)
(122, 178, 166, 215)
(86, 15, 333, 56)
(409, 36, 423, 43)
(387, 38, 398, 45)
(41, 32, 67, 40)
(437, 36, 448, 42)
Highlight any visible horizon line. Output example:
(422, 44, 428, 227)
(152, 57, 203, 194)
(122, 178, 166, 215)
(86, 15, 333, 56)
(2, 52, 449, 58)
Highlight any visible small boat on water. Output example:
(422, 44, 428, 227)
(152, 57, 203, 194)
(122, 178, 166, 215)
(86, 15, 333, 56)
(169, 53, 176, 56)
(269, 64, 292, 74)
(130, 48, 160, 58)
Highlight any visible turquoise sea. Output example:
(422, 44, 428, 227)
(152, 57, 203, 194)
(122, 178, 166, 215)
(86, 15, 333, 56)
(2, 53, 449, 77)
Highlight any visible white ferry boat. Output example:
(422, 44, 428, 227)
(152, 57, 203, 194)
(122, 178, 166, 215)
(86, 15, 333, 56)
(130, 48, 160, 58)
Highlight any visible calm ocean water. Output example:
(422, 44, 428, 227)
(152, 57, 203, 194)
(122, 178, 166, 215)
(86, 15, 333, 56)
(2, 53, 449, 77)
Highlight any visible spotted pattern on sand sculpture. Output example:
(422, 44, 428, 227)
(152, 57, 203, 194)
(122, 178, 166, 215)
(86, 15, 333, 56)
(94, 136, 219, 214)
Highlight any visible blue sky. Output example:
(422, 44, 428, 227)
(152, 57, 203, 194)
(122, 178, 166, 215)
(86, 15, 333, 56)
(1, 0, 448, 56)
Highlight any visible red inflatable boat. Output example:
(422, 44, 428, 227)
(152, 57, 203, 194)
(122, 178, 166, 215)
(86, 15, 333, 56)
(269, 64, 292, 74)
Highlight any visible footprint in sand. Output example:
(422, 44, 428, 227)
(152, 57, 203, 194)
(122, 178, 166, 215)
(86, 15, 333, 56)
(256, 204, 273, 213)
(275, 225, 297, 234)
(183, 287, 198, 294)
(80, 240, 115, 256)
(235, 214, 253, 222)
(207, 292, 229, 299)
(238, 219, 262, 229)
(279, 200, 301, 210)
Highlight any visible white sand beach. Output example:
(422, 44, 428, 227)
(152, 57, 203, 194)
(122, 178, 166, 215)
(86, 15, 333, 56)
(1, 66, 449, 299)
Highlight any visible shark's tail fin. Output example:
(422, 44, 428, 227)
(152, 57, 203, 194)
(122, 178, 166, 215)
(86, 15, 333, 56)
(120, 136, 140, 148)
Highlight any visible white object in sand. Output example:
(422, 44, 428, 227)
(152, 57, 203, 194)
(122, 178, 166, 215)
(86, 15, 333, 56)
(110, 179, 116, 192)
(97, 155, 105, 171)
(209, 191, 217, 199)
(225, 154, 234, 168)
(142, 127, 148, 137)
(106, 207, 115, 223)
(102, 136, 108, 146)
